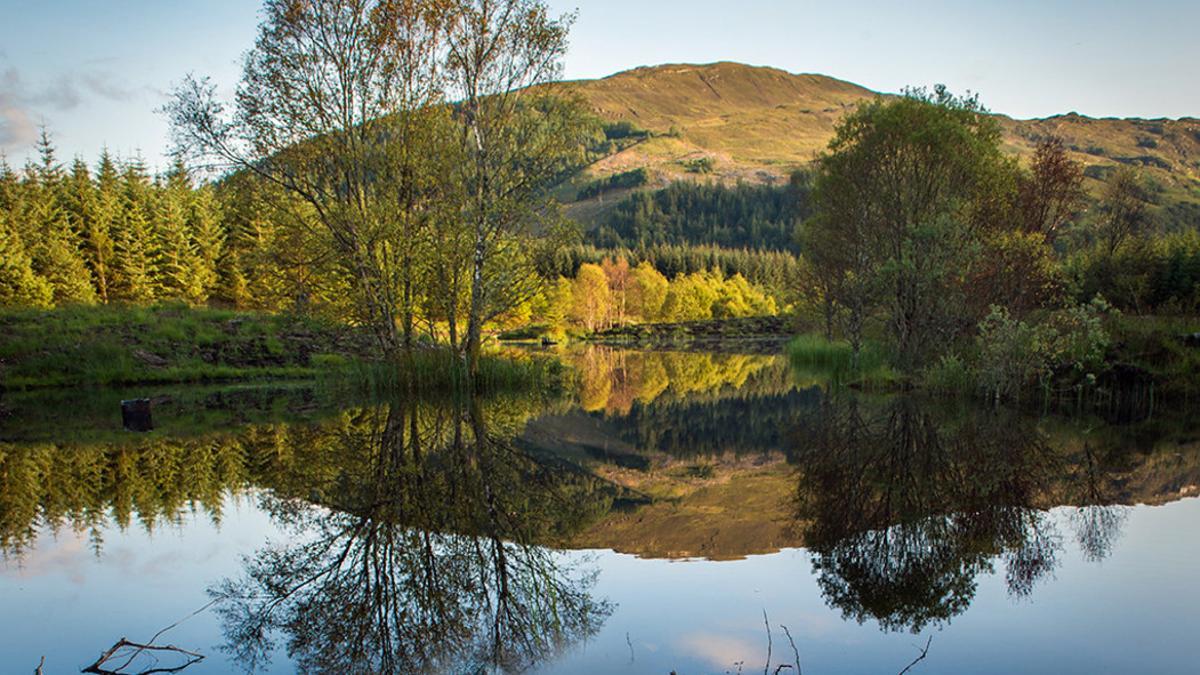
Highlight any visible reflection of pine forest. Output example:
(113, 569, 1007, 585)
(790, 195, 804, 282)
(2, 350, 1199, 656)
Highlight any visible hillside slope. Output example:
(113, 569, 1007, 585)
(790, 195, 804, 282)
(553, 62, 1200, 219)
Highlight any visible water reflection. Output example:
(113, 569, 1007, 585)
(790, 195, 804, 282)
(1, 348, 1199, 672)
(790, 392, 1140, 633)
(208, 395, 614, 673)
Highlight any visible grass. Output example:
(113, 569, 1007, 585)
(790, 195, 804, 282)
(555, 62, 1199, 231)
(785, 333, 896, 388)
(0, 304, 565, 394)
(1108, 314, 1200, 397)
(334, 347, 568, 397)
(0, 303, 362, 389)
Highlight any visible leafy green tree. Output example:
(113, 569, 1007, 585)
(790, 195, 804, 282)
(629, 261, 668, 321)
(804, 87, 1010, 371)
(447, 0, 590, 375)
(571, 263, 611, 332)
(1096, 166, 1151, 256)
(169, 0, 459, 356)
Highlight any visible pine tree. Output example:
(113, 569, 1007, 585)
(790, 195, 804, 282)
(87, 151, 122, 303)
(0, 209, 53, 308)
(110, 159, 156, 303)
(23, 130, 96, 305)
(187, 184, 224, 305)
(153, 160, 203, 301)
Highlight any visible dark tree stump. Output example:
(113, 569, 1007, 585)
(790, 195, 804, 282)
(121, 399, 153, 432)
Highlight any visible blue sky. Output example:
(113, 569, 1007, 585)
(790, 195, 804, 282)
(2, 0, 1197, 170)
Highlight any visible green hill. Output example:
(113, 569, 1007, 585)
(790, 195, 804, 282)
(551, 62, 1200, 230)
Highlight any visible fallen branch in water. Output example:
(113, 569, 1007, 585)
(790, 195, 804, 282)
(82, 639, 204, 675)
(82, 598, 217, 674)
(897, 635, 933, 675)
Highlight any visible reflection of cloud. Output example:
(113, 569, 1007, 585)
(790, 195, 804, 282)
(0, 63, 142, 151)
(676, 632, 761, 670)
(0, 528, 90, 585)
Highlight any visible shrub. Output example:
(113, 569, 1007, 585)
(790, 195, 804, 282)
(975, 298, 1114, 402)
(922, 354, 975, 395)
(976, 306, 1055, 402)
(602, 121, 650, 141)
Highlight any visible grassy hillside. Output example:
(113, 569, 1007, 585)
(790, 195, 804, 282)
(552, 62, 1200, 223)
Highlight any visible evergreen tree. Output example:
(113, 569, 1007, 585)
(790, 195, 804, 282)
(87, 151, 122, 303)
(110, 160, 156, 303)
(0, 209, 53, 308)
(187, 184, 224, 305)
(23, 131, 96, 305)
(153, 160, 203, 301)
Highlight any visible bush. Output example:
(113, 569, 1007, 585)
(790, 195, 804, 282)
(976, 306, 1055, 402)
(922, 354, 975, 395)
(975, 298, 1113, 402)
(602, 121, 650, 141)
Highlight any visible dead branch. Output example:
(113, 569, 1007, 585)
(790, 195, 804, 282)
(762, 609, 773, 675)
(33, 655, 45, 675)
(82, 639, 205, 675)
(897, 635, 934, 675)
(781, 624, 802, 675)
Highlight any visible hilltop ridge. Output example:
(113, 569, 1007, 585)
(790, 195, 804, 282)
(552, 62, 1200, 217)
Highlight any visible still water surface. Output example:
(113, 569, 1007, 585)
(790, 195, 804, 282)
(1, 348, 1197, 673)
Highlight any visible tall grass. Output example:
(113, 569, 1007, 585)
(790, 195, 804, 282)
(785, 334, 896, 388)
(321, 348, 567, 397)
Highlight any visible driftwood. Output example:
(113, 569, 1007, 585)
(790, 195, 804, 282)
(82, 599, 216, 674)
(82, 639, 204, 674)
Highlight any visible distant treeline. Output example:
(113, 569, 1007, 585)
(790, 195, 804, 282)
(576, 168, 648, 200)
(589, 177, 811, 252)
(542, 243, 801, 301)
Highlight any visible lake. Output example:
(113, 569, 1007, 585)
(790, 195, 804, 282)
(1, 347, 1197, 674)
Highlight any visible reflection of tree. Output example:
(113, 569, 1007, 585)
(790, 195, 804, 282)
(567, 347, 793, 415)
(1064, 441, 1131, 562)
(211, 396, 613, 673)
(791, 394, 1130, 633)
(0, 390, 566, 561)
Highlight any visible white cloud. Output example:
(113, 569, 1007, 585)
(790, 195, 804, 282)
(0, 63, 142, 153)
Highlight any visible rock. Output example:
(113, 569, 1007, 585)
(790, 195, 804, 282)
(132, 348, 168, 368)
(121, 398, 154, 432)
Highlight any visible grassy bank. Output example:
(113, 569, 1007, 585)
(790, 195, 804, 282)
(0, 305, 565, 392)
(0, 304, 368, 389)
(785, 334, 897, 388)
(786, 312, 1200, 402)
